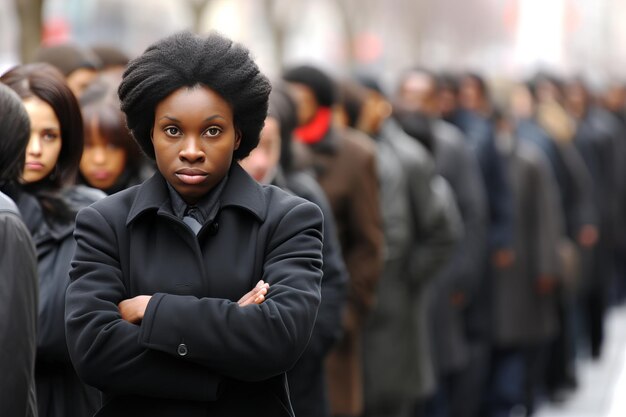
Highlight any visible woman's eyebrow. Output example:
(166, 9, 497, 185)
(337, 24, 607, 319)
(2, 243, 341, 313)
(159, 115, 180, 122)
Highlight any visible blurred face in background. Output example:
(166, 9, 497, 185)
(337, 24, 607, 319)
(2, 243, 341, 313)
(240, 116, 281, 184)
(67, 68, 98, 98)
(22, 96, 63, 184)
(80, 117, 127, 190)
(459, 76, 484, 113)
(285, 83, 318, 126)
(397, 72, 439, 116)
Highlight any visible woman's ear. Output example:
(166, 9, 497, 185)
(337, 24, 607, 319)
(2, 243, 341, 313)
(150, 128, 154, 143)
(234, 128, 242, 150)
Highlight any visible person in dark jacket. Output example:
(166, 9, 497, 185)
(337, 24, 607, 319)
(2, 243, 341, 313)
(0, 83, 39, 417)
(393, 68, 489, 417)
(64, 31, 324, 417)
(283, 65, 384, 417)
(1, 63, 104, 417)
(241, 86, 348, 417)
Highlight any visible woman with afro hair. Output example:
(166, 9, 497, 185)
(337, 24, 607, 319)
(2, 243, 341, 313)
(64, 31, 324, 417)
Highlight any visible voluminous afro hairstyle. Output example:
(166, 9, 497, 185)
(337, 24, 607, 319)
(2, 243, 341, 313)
(118, 31, 271, 161)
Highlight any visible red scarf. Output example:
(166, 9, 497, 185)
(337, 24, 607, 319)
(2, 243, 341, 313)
(294, 107, 332, 144)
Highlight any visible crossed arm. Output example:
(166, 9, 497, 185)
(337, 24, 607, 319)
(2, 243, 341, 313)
(118, 280, 270, 324)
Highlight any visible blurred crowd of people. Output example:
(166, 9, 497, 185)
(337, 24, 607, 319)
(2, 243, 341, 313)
(1, 36, 625, 417)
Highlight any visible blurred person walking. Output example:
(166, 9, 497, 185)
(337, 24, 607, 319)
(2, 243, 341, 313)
(564, 78, 623, 360)
(394, 67, 489, 417)
(438, 72, 515, 417)
(240, 86, 348, 417)
(486, 109, 564, 417)
(338, 77, 461, 417)
(0, 83, 39, 417)
(283, 65, 384, 417)
(1, 63, 105, 417)
(511, 77, 598, 400)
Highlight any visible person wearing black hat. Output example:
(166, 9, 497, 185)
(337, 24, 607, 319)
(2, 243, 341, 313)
(283, 64, 384, 417)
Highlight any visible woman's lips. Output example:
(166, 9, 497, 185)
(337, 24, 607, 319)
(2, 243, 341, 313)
(175, 168, 208, 185)
(25, 162, 44, 170)
(91, 170, 111, 180)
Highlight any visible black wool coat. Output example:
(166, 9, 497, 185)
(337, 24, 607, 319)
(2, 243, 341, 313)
(0, 192, 38, 417)
(65, 163, 323, 417)
(16, 187, 103, 417)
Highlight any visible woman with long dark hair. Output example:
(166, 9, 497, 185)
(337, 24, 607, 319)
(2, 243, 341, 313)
(1, 63, 104, 417)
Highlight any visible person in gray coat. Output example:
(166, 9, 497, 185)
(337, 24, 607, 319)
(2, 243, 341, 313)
(339, 78, 461, 417)
(0, 83, 39, 417)
(393, 68, 489, 417)
(487, 110, 564, 417)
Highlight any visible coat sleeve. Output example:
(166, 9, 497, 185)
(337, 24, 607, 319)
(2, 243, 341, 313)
(0, 212, 38, 417)
(531, 148, 565, 280)
(343, 144, 384, 322)
(436, 141, 488, 300)
(65, 206, 222, 401)
(481, 130, 514, 251)
(292, 175, 348, 358)
(138, 200, 324, 382)
(399, 140, 462, 286)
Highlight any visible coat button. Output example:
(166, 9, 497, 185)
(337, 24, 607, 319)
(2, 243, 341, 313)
(177, 343, 188, 356)
(208, 221, 219, 236)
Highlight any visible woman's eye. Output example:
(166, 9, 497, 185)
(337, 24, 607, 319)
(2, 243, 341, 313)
(205, 127, 222, 137)
(164, 126, 181, 136)
(42, 131, 59, 141)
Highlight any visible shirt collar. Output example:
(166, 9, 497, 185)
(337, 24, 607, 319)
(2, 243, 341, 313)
(126, 163, 267, 226)
(166, 174, 228, 224)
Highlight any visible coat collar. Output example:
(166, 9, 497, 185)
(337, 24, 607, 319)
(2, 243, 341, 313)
(126, 163, 267, 226)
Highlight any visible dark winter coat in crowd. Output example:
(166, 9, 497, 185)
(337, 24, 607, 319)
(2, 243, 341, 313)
(295, 125, 384, 417)
(493, 140, 563, 346)
(274, 170, 348, 417)
(65, 163, 323, 417)
(574, 106, 626, 265)
(447, 108, 515, 349)
(515, 118, 596, 242)
(0, 191, 38, 417)
(429, 120, 488, 376)
(447, 108, 513, 251)
(362, 119, 461, 417)
(14, 186, 104, 417)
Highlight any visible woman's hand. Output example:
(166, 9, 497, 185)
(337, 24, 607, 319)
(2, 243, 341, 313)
(238, 280, 270, 307)
(118, 295, 152, 324)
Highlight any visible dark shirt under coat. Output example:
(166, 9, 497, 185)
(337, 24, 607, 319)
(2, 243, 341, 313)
(65, 163, 324, 417)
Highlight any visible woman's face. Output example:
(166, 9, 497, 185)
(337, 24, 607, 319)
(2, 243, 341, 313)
(80, 119, 127, 191)
(22, 97, 63, 184)
(152, 85, 240, 204)
(240, 116, 281, 184)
